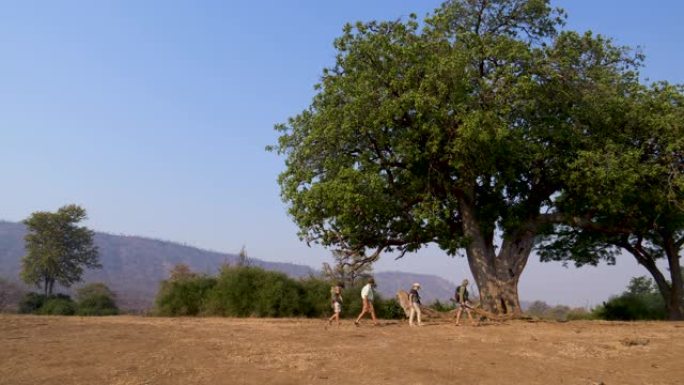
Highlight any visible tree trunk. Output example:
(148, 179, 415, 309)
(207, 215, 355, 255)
(622, 244, 682, 320)
(626, 238, 683, 321)
(459, 199, 533, 315)
(663, 233, 683, 320)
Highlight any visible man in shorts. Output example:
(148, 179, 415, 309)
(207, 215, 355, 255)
(355, 278, 378, 326)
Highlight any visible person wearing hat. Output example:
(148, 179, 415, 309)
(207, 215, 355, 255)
(454, 279, 474, 326)
(355, 278, 378, 326)
(408, 282, 423, 327)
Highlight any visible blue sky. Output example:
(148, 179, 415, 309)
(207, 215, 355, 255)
(1, 0, 682, 306)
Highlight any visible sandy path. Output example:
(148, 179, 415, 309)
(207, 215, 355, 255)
(1, 315, 683, 385)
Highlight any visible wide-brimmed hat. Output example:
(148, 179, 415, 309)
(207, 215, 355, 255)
(412, 282, 421, 288)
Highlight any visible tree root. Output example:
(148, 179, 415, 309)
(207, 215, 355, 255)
(396, 290, 530, 322)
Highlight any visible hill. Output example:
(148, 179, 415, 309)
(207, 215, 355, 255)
(0, 221, 456, 310)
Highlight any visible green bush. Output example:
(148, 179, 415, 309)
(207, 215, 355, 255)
(155, 275, 217, 316)
(594, 276, 667, 321)
(595, 294, 666, 321)
(18, 292, 47, 314)
(40, 295, 77, 315)
(19, 292, 76, 315)
(339, 286, 364, 317)
(376, 298, 405, 320)
(155, 265, 408, 319)
(429, 299, 456, 313)
(298, 276, 332, 317)
(204, 266, 310, 317)
(76, 283, 119, 316)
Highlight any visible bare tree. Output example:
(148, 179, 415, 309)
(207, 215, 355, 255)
(322, 249, 374, 287)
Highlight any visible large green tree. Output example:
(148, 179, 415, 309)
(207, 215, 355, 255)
(540, 83, 684, 319)
(272, 0, 643, 314)
(21, 204, 100, 297)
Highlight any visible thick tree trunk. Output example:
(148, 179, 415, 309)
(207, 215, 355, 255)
(44, 278, 55, 297)
(460, 199, 534, 315)
(663, 234, 683, 320)
(628, 241, 683, 321)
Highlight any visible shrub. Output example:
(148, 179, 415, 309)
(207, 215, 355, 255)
(594, 276, 667, 321)
(154, 265, 410, 319)
(19, 292, 77, 315)
(595, 294, 666, 321)
(376, 298, 405, 320)
(204, 266, 308, 317)
(18, 292, 47, 314)
(76, 283, 119, 316)
(155, 275, 217, 316)
(40, 295, 77, 315)
(429, 299, 456, 313)
(298, 276, 332, 317)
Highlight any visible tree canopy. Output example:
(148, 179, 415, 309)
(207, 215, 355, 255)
(21, 204, 100, 296)
(540, 82, 684, 319)
(272, 0, 658, 314)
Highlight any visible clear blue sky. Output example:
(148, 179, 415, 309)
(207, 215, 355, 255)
(1, 1, 682, 306)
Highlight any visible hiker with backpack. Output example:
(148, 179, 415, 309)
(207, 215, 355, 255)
(408, 282, 423, 327)
(454, 279, 475, 326)
(328, 282, 344, 326)
(354, 278, 378, 326)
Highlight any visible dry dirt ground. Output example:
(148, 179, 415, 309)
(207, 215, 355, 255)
(1, 315, 683, 385)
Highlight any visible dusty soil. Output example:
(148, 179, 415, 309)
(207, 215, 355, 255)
(1, 315, 683, 385)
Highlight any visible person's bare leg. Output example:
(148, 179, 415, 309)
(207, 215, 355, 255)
(355, 310, 365, 325)
(455, 308, 462, 325)
(409, 306, 415, 326)
(416, 304, 423, 326)
(369, 302, 378, 325)
(466, 309, 475, 325)
(355, 299, 369, 325)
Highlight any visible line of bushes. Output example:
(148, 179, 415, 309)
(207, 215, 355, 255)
(155, 265, 403, 318)
(593, 276, 667, 321)
(525, 276, 669, 321)
(18, 283, 119, 316)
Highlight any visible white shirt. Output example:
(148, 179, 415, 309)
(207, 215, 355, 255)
(361, 283, 374, 301)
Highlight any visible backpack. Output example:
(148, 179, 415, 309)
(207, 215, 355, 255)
(455, 286, 468, 302)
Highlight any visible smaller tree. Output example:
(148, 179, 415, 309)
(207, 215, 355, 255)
(168, 263, 196, 281)
(322, 249, 374, 288)
(76, 283, 119, 316)
(237, 246, 252, 267)
(526, 301, 551, 317)
(21, 205, 100, 296)
(595, 276, 666, 320)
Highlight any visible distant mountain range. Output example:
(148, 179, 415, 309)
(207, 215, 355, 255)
(0, 221, 457, 310)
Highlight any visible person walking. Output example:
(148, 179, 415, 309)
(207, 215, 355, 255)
(355, 278, 378, 326)
(328, 283, 344, 326)
(408, 282, 423, 327)
(454, 279, 475, 326)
